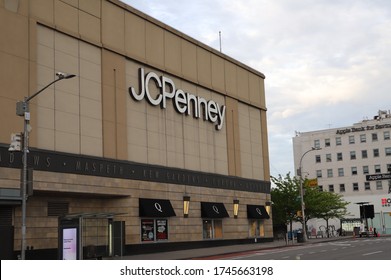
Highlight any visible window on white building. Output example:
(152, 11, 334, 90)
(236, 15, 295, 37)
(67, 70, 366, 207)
(373, 149, 379, 157)
(384, 131, 390, 140)
(337, 152, 343, 161)
(327, 169, 333, 177)
(316, 170, 322, 178)
(360, 134, 366, 143)
(363, 166, 369, 174)
(336, 137, 342, 146)
(364, 182, 370, 191)
(353, 183, 359, 191)
(325, 138, 330, 147)
(350, 151, 356, 160)
(351, 167, 357, 175)
(349, 135, 355, 144)
(326, 154, 332, 162)
(385, 147, 391, 156)
(318, 185, 323, 192)
(372, 133, 378, 141)
(339, 184, 345, 192)
(376, 181, 383, 190)
(375, 165, 381, 173)
(329, 185, 334, 192)
(338, 168, 344, 177)
(314, 140, 320, 149)
(315, 155, 321, 163)
(361, 150, 368, 159)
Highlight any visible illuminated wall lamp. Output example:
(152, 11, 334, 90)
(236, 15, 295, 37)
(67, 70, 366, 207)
(265, 201, 272, 215)
(233, 199, 240, 219)
(183, 195, 190, 218)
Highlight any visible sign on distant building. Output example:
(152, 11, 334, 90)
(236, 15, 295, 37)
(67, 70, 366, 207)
(381, 198, 391, 207)
(306, 178, 318, 187)
(366, 173, 391, 181)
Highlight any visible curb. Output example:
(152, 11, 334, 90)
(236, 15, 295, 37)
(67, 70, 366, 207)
(183, 237, 356, 260)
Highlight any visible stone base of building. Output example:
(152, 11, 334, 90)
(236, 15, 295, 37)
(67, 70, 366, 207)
(12, 238, 273, 260)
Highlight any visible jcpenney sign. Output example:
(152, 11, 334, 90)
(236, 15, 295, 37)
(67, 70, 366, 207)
(129, 68, 226, 130)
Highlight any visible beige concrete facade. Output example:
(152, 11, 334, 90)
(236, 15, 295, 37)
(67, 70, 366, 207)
(0, 0, 271, 259)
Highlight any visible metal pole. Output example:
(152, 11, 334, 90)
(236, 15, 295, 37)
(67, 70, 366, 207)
(298, 147, 321, 242)
(20, 99, 29, 260)
(17, 72, 75, 260)
(299, 169, 306, 241)
(388, 165, 391, 194)
(219, 31, 222, 52)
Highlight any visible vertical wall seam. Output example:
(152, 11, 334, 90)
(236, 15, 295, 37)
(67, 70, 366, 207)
(114, 68, 118, 158)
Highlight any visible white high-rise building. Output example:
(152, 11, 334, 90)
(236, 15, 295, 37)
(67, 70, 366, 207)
(293, 110, 391, 236)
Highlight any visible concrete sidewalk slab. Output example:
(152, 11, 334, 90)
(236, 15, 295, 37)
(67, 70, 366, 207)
(107, 236, 354, 260)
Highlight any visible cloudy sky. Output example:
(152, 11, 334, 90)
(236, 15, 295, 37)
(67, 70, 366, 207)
(122, 0, 391, 177)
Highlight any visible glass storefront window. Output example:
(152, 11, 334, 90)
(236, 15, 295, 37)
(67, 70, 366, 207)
(141, 219, 169, 242)
(141, 219, 155, 242)
(249, 220, 265, 237)
(202, 219, 223, 239)
(214, 220, 223, 238)
(203, 220, 213, 239)
(156, 219, 168, 241)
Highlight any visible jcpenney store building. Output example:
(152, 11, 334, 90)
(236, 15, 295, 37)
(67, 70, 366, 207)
(0, 0, 271, 259)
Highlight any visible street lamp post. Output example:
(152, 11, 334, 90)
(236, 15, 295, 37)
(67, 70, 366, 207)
(16, 72, 75, 260)
(298, 147, 321, 242)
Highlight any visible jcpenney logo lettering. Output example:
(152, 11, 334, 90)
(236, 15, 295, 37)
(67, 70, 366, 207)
(129, 68, 226, 130)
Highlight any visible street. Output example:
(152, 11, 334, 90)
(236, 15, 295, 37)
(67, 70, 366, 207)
(211, 237, 391, 260)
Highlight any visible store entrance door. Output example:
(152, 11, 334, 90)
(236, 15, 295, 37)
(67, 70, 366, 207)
(58, 212, 125, 259)
(113, 221, 125, 257)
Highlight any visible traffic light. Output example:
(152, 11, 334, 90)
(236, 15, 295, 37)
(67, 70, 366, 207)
(360, 204, 375, 219)
(16, 100, 28, 116)
(9, 133, 22, 151)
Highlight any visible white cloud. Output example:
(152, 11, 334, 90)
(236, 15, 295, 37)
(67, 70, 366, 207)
(122, 0, 391, 177)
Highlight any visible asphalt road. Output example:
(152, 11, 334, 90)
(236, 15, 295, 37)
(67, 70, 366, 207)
(223, 237, 391, 260)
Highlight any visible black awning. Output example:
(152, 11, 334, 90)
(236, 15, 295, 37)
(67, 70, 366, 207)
(139, 198, 176, 217)
(247, 205, 270, 219)
(0, 188, 22, 206)
(201, 202, 229, 218)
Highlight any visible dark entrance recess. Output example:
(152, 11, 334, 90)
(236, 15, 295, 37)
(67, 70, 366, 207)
(0, 206, 14, 259)
(113, 221, 125, 257)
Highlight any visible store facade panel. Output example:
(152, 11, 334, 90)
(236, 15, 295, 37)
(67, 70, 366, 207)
(0, 0, 271, 259)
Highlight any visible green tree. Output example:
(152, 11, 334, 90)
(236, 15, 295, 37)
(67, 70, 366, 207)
(271, 174, 349, 237)
(270, 173, 301, 234)
(305, 188, 349, 237)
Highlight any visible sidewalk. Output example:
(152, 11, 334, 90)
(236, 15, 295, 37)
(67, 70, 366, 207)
(108, 236, 354, 260)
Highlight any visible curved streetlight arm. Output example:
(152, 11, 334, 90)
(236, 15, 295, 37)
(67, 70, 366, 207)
(299, 147, 320, 176)
(25, 72, 76, 103)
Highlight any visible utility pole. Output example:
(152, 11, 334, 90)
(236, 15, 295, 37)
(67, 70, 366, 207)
(13, 72, 75, 260)
(298, 147, 321, 242)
